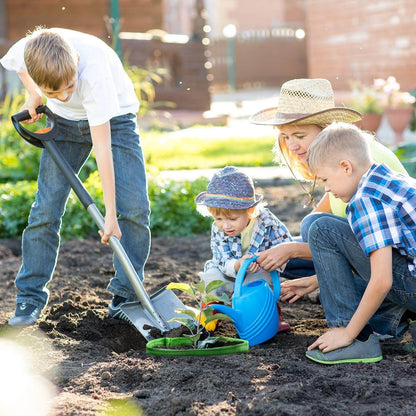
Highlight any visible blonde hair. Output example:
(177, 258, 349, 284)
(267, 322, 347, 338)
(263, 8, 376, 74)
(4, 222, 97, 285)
(272, 124, 324, 181)
(307, 122, 372, 174)
(24, 27, 78, 90)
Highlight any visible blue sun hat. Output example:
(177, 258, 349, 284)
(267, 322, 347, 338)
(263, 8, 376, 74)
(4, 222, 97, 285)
(195, 166, 263, 209)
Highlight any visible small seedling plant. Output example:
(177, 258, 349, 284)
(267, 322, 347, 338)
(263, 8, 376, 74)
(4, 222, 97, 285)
(166, 279, 233, 349)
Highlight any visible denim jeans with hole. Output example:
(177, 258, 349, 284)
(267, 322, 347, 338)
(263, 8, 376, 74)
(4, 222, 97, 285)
(15, 113, 151, 309)
(309, 215, 416, 338)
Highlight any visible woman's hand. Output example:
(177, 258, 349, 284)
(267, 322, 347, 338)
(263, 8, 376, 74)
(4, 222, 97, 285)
(99, 215, 122, 245)
(256, 243, 292, 272)
(308, 327, 354, 353)
(280, 275, 319, 303)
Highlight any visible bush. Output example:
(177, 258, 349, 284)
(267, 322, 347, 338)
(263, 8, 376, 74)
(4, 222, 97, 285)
(0, 174, 211, 240)
(148, 176, 211, 237)
(394, 143, 416, 178)
(0, 181, 38, 238)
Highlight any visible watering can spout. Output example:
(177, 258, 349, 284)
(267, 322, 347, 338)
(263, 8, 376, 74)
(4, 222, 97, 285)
(209, 304, 240, 321)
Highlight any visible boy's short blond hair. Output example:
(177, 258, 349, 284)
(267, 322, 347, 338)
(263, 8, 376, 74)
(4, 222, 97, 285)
(307, 122, 372, 174)
(24, 28, 78, 90)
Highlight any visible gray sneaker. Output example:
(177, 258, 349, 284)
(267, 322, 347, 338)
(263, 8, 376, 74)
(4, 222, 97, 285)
(9, 303, 41, 326)
(404, 320, 416, 353)
(108, 295, 134, 325)
(305, 334, 383, 365)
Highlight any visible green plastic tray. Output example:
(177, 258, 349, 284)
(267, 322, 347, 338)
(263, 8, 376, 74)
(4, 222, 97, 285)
(146, 336, 249, 356)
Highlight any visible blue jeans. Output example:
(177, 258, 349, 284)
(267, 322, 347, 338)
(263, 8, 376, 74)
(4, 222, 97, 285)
(309, 215, 416, 338)
(15, 113, 151, 309)
(278, 214, 320, 279)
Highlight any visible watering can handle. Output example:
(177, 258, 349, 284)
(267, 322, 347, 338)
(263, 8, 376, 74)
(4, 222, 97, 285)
(234, 255, 281, 301)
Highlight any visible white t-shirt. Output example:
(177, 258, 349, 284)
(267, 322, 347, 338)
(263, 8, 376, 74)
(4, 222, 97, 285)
(0, 28, 139, 126)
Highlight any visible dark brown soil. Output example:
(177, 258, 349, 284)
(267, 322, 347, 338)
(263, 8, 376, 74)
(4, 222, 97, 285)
(0, 183, 415, 415)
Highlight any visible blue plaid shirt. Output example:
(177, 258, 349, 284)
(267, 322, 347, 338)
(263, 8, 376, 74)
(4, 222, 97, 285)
(347, 163, 416, 276)
(205, 207, 292, 277)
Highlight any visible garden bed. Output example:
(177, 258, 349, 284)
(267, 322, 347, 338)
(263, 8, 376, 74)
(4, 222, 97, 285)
(0, 183, 414, 415)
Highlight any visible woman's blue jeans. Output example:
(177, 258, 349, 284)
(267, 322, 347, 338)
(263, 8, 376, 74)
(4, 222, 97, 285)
(278, 212, 325, 279)
(15, 113, 151, 309)
(309, 215, 416, 338)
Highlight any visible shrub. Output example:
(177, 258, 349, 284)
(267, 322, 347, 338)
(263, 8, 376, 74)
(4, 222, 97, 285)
(394, 143, 416, 178)
(148, 176, 211, 237)
(0, 174, 211, 240)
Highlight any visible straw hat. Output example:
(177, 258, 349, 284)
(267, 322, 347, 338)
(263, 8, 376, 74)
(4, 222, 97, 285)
(195, 166, 263, 210)
(249, 78, 362, 126)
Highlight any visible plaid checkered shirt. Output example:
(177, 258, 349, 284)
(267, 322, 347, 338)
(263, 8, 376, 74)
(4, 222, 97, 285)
(347, 163, 416, 276)
(205, 207, 292, 278)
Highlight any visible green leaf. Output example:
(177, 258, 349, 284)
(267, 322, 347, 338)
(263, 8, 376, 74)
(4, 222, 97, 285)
(204, 313, 233, 323)
(168, 317, 195, 328)
(174, 308, 197, 319)
(203, 293, 231, 305)
(197, 336, 220, 349)
(183, 333, 201, 347)
(205, 280, 230, 294)
(217, 293, 231, 304)
(166, 282, 195, 296)
(193, 281, 206, 294)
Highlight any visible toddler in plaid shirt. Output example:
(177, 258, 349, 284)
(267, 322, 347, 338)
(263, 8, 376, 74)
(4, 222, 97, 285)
(303, 122, 416, 364)
(195, 166, 292, 332)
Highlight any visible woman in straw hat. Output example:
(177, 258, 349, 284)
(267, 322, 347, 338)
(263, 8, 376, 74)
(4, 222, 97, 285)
(249, 78, 407, 302)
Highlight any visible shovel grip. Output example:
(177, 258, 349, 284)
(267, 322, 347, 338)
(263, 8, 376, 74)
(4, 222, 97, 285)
(11, 105, 56, 148)
(12, 105, 47, 122)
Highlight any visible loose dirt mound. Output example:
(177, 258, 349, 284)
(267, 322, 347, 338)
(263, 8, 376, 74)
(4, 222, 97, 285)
(0, 184, 414, 415)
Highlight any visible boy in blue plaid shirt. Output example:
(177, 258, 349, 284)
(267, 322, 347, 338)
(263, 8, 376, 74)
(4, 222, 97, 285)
(302, 122, 416, 364)
(195, 166, 293, 332)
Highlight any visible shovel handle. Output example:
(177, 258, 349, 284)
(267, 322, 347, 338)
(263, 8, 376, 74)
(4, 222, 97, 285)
(11, 105, 168, 331)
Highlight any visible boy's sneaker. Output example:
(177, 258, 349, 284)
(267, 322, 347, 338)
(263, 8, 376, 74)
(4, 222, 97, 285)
(404, 320, 416, 353)
(108, 295, 134, 325)
(8, 303, 41, 326)
(305, 334, 383, 365)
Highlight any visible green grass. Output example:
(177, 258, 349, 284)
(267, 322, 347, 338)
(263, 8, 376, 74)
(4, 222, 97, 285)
(141, 130, 276, 170)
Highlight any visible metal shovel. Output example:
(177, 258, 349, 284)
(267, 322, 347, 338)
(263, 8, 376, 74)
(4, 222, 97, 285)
(11, 105, 185, 340)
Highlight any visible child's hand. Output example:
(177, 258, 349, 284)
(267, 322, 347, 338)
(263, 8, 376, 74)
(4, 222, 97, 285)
(308, 327, 354, 353)
(21, 94, 44, 123)
(99, 216, 122, 245)
(234, 254, 260, 274)
(280, 275, 319, 303)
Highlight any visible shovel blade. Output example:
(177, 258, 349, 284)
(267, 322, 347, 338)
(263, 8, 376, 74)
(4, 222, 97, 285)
(120, 287, 187, 341)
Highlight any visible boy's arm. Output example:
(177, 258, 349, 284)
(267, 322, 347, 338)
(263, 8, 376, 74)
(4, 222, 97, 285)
(17, 72, 44, 122)
(90, 122, 121, 245)
(308, 246, 393, 352)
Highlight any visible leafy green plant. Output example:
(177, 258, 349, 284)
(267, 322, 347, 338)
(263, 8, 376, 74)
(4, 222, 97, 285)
(0, 93, 44, 183)
(166, 279, 232, 349)
(0, 180, 38, 238)
(394, 143, 416, 178)
(148, 176, 211, 236)
(124, 64, 174, 115)
(348, 80, 384, 114)
(0, 173, 211, 239)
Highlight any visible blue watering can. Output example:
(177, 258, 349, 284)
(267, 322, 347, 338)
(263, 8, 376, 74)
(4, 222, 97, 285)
(211, 255, 281, 346)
